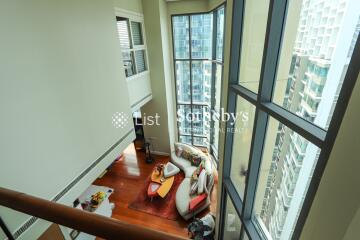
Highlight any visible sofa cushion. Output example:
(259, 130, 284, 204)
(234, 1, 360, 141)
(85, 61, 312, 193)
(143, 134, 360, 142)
(206, 173, 215, 193)
(163, 162, 180, 178)
(171, 153, 192, 171)
(175, 143, 207, 159)
(203, 157, 213, 174)
(176, 178, 192, 217)
(184, 166, 197, 178)
(175, 145, 183, 157)
(190, 181, 198, 195)
(189, 193, 208, 212)
(197, 170, 207, 194)
(176, 177, 212, 220)
(180, 149, 203, 166)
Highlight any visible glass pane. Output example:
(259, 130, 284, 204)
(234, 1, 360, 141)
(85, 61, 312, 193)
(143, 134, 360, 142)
(215, 64, 222, 112)
(134, 50, 146, 73)
(238, 0, 270, 93)
(117, 19, 131, 49)
(273, 0, 360, 129)
(223, 195, 242, 240)
(192, 105, 210, 136)
(193, 137, 208, 147)
(230, 97, 256, 199)
(177, 105, 192, 135)
(191, 14, 213, 59)
(192, 61, 212, 104)
(131, 21, 143, 45)
(176, 61, 191, 104)
(253, 117, 320, 240)
(216, 7, 225, 61)
(122, 51, 135, 77)
(179, 135, 192, 145)
(173, 16, 190, 59)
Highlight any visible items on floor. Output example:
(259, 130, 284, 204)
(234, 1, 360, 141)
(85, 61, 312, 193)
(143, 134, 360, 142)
(187, 214, 216, 240)
(145, 141, 154, 163)
(61, 185, 114, 240)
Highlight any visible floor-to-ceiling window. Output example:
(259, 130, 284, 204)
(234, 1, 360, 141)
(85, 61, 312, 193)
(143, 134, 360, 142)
(172, 5, 225, 157)
(220, 0, 359, 240)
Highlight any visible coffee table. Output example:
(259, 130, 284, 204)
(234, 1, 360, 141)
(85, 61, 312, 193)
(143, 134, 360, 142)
(148, 167, 175, 198)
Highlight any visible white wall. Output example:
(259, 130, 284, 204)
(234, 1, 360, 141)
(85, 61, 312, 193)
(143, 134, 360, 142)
(114, 0, 143, 13)
(0, 0, 134, 238)
(141, 0, 173, 154)
(127, 74, 152, 111)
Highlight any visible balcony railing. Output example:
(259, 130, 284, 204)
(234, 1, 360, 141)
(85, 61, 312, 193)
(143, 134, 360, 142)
(0, 187, 187, 240)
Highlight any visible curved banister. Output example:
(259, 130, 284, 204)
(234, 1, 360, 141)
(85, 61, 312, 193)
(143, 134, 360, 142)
(0, 187, 188, 240)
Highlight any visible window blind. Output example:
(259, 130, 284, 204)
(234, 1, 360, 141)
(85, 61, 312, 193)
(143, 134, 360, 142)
(117, 20, 131, 49)
(131, 21, 143, 45)
(134, 50, 146, 73)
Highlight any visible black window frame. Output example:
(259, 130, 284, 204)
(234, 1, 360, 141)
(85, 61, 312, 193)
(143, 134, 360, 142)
(171, 3, 226, 157)
(219, 0, 360, 239)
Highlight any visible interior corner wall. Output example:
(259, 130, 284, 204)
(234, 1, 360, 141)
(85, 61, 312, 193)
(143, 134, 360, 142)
(343, 206, 360, 240)
(300, 74, 360, 240)
(160, 0, 177, 152)
(214, 0, 233, 238)
(141, 0, 172, 154)
(0, 0, 134, 238)
(113, 0, 143, 13)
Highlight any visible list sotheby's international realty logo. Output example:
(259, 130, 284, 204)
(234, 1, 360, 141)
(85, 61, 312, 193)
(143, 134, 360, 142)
(112, 108, 249, 130)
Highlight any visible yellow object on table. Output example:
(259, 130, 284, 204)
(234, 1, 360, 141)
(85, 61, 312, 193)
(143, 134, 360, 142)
(151, 168, 175, 198)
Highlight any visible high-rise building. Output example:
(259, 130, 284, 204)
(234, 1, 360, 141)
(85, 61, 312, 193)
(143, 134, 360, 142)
(173, 11, 224, 148)
(257, 0, 360, 239)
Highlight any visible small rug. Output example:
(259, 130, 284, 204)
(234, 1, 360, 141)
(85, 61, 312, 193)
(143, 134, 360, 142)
(128, 171, 185, 220)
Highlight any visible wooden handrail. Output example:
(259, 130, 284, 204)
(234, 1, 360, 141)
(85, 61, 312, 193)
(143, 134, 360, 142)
(0, 187, 188, 240)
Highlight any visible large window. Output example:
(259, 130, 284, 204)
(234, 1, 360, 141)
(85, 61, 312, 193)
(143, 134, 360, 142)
(172, 5, 225, 156)
(116, 16, 148, 78)
(220, 0, 359, 240)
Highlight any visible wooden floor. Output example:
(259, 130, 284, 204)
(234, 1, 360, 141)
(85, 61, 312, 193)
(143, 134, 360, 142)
(93, 143, 217, 239)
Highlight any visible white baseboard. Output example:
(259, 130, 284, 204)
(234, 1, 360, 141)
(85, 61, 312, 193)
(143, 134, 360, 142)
(151, 151, 170, 156)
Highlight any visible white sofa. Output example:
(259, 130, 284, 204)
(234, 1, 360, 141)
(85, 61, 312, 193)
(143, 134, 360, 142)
(171, 143, 215, 220)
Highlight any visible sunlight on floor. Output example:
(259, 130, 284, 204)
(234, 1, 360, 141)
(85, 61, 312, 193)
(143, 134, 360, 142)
(121, 143, 140, 176)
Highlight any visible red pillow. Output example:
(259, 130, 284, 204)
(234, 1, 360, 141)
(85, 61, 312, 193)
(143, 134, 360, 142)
(189, 193, 208, 212)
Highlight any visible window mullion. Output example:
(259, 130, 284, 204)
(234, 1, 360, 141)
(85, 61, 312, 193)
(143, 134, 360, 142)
(257, 0, 288, 103)
(241, 109, 268, 220)
(219, 0, 245, 238)
(128, 20, 138, 74)
(188, 15, 194, 145)
(210, 10, 218, 148)
(242, 0, 288, 227)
